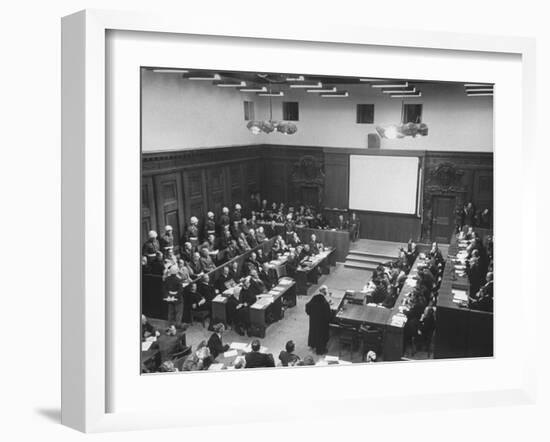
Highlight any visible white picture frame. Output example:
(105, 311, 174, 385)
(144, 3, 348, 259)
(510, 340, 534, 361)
(61, 9, 537, 433)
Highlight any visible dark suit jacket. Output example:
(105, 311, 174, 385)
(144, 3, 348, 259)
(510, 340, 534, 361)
(207, 333, 228, 360)
(245, 351, 275, 368)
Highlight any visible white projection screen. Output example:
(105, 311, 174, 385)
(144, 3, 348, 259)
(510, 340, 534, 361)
(349, 155, 420, 214)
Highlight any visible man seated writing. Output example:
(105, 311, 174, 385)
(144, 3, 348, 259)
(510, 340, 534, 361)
(245, 339, 275, 368)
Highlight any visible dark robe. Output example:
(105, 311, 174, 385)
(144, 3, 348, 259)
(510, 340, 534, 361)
(305, 293, 332, 354)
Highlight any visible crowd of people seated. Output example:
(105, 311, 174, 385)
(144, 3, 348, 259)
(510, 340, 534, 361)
(142, 317, 315, 372)
(142, 196, 338, 334)
(360, 239, 444, 356)
(459, 226, 494, 313)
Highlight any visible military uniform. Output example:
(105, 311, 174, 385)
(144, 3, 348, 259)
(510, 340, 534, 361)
(163, 275, 183, 325)
(203, 218, 216, 241)
(283, 219, 296, 243)
(160, 233, 174, 255)
(185, 224, 200, 249)
(142, 238, 160, 262)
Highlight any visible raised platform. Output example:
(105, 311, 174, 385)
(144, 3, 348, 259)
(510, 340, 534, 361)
(344, 239, 403, 271)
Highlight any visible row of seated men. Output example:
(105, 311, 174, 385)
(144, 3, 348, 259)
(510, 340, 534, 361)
(142, 200, 359, 260)
(360, 240, 444, 356)
(459, 226, 494, 312)
(142, 317, 315, 373)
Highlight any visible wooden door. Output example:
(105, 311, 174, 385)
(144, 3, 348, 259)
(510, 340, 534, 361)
(206, 166, 226, 216)
(154, 173, 185, 248)
(141, 176, 157, 245)
(182, 169, 207, 223)
(431, 196, 456, 243)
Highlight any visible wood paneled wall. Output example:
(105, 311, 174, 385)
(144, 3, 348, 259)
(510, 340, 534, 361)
(142, 145, 493, 245)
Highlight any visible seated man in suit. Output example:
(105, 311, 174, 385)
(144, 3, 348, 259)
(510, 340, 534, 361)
(265, 220, 278, 239)
(141, 314, 159, 340)
(245, 339, 275, 368)
(308, 234, 321, 255)
(207, 323, 230, 360)
(285, 251, 298, 277)
(240, 218, 251, 236)
(183, 282, 208, 324)
(215, 265, 236, 293)
(246, 228, 259, 248)
(197, 273, 217, 305)
(278, 340, 300, 367)
(334, 213, 349, 231)
(255, 226, 267, 243)
(256, 248, 267, 264)
(198, 248, 216, 272)
(156, 324, 190, 364)
(259, 262, 277, 291)
(245, 251, 261, 276)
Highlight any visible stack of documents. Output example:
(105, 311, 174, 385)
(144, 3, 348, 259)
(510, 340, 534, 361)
(213, 294, 225, 302)
(208, 363, 224, 371)
(229, 342, 248, 351)
(223, 349, 238, 358)
(452, 289, 469, 304)
(390, 313, 408, 327)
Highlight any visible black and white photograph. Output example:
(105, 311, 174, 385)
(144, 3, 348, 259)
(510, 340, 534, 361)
(140, 68, 494, 373)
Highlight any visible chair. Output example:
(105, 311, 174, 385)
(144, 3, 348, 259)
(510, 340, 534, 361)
(359, 327, 383, 362)
(191, 310, 210, 328)
(330, 323, 358, 361)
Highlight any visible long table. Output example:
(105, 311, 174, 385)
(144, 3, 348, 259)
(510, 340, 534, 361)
(249, 277, 297, 338)
(331, 254, 423, 361)
(434, 234, 493, 358)
(295, 247, 336, 296)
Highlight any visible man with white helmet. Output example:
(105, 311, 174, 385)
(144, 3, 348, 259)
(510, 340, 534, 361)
(185, 216, 200, 249)
(163, 265, 183, 326)
(142, 230, 160, 263)
(232, 203, 243, 223)
(203, 211, 216, 241)
(160, 225, 174, 255)
(219, 206, 231, 230)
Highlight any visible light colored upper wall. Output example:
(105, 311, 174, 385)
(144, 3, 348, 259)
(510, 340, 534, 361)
(142, 71, 493, 152)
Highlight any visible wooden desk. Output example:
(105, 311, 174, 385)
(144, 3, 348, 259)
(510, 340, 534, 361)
(435, 234, 494, 359)
(295, 248, 335, 296)
(249, 277, 297, 338)
(296, 227, 349, 263)
(336, 303, 392, 327)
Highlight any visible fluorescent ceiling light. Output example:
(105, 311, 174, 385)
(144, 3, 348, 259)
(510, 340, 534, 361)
(390, 92, 422, 98)
(216, 81, 246, 87)
(239, 86, 267, 92)
(258, 91, 284, 97)
(372, 82, 409, 88)
(286, 75, 305, 81)
(465, 88, 493, 93)
(290, 82, 322, 89)
(464, 83, 492, 87)
(306, 87, 337, 93)
(466, 92, 493, 96)
(359, 78, 388, 82)
(382, 88, 417, 94)
(320, 92, 349, 98)
(188, 74, 221, 81)
(152, 68, 189, 73)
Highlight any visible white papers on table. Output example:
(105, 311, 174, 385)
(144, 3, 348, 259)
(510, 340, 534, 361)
(390, 313, 407, 327)
(452, 289, 468, 302)
(163, 296, 177, 302)
(213, 294, 225, 302)
(223, 350, 238, 358)
(230, 342, 248, 351)
(208, 363, 224, 371)
(141, 341, 154, 351)
(325, 355, 339, 362)
(279, 278, 292, 286)
(338, 360, 352, 365)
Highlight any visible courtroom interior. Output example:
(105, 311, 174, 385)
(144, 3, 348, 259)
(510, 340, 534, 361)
(140, 68, 494, 373)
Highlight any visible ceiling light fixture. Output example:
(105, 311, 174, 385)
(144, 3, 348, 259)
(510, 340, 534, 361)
(239, 86, 267, 93)
(306, 87, 337, 93)
(465, 88, 493, 93)
(464, 83, 492, 87)
(372, 82, 409, 88)
(290, 82, 323, 89)
(320, 92, 349, 98)
(466, 92, 493, 97)
(359, 78, 388, 82)
(258, 91, 284, 97)
(152, 68, 189, 73)
(390, 92, 422, 98)
(286, 75, 305, 81)
(187, 73, 221, 81)
(216, 81, 246, 88)
(382, 88, 417, 94)
(246, 75, 297, 135)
